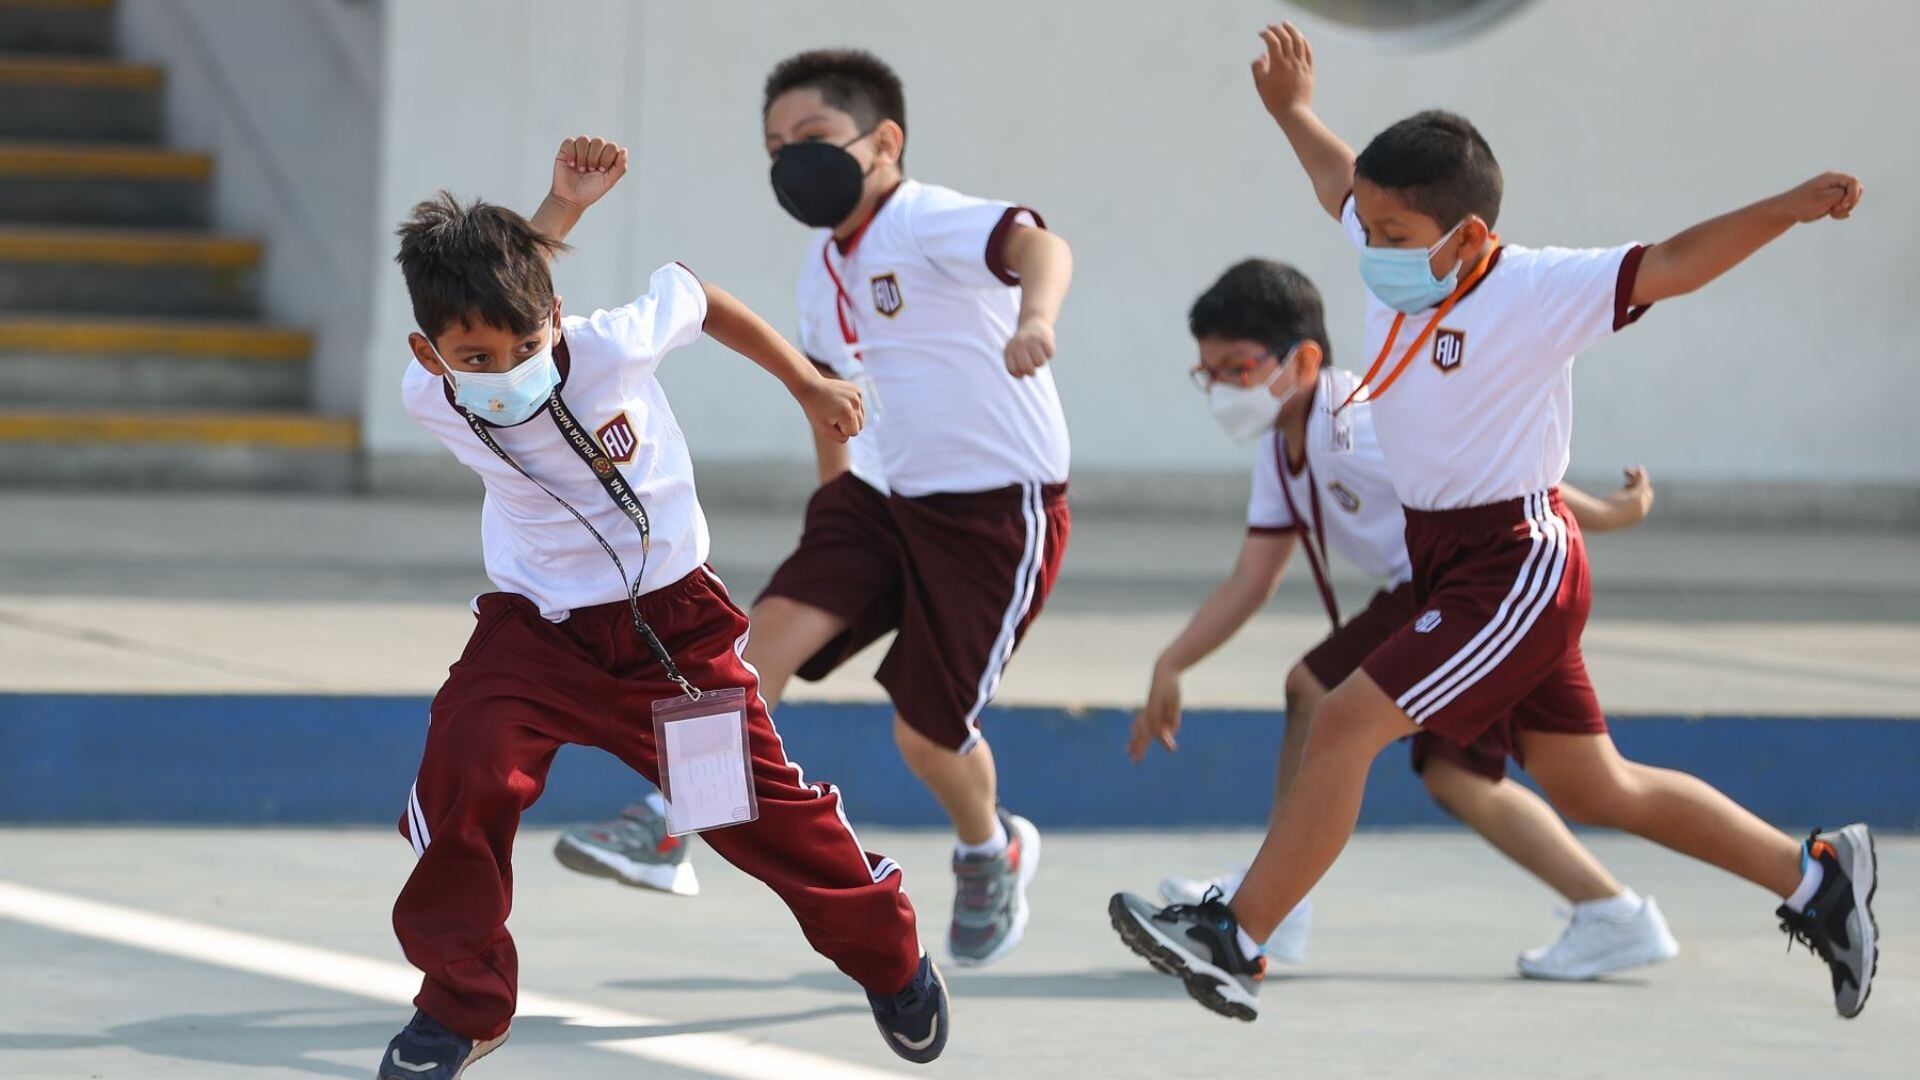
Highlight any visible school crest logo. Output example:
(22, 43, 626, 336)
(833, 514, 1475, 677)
(870, 272, 904, 318)
(1328, 481, 1362, 514)
(1414, 610, 1444, 634)
(596, 412, 638, 465)
(1432, 328, 1466, 372)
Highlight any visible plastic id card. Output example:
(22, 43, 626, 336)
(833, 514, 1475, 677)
(652, 687, 759, 837)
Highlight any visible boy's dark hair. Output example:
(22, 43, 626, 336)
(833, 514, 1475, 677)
(394, 191, 566, 341)
(1354, 109, 1503, 229)
(1188, 259, 1333, 367)
(763, 48, 907, 150)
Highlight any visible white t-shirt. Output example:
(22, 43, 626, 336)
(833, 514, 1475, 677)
(1247, 368, 1413, 588)
(796, 179, 1071, 497)
(1340, 195, 1649, 511)
(403, 262, 711, 619)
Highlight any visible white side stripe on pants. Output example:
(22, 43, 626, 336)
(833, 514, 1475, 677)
(405, 782, 431, 857)
(960, 482, 1045, 750)
(1398, 493, 1569, 723)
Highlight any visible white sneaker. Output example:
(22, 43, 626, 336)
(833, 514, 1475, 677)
(1158, 867, 1311, 965)
(1518, 895, 1680, 980)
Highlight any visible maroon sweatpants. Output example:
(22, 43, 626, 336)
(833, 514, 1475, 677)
(393, 567, 921, 1041)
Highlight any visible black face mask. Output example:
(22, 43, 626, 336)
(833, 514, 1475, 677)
(769, 130, 876, 228)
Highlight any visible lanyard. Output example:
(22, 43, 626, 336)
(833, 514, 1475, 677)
(456, 382, 702, 700)
(1338, 240, 1500, 414)
(820, 211, 882, 353)
(1273, 435, 1341, 629)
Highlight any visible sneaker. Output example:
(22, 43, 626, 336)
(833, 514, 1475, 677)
(1778, 823, 1878, 1018)
(948, 809, 1041, 967)
(1109, 890, 1265, 1021)
(552, 799, 699, 896)
(1159, 868, 1311, 965)
(867, 953, 949, 1064)
(1517, 895, 1680, 980)
(377, 1011, 507, 1079)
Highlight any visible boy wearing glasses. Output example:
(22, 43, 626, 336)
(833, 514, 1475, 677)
(1129, 258, 1668, 979)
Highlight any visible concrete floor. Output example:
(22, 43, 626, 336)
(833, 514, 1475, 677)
(0, 827, 1911, 1079)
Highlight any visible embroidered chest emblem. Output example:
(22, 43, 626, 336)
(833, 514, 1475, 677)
(870, 272, 904, 318)
(1432, 328, 1466, 372)
(596, 412, 638, 465)
(1328, 481, 1362, 514)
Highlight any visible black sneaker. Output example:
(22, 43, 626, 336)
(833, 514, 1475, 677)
(867, 953, 949, 1064)
(1109, 890, 1265, 1021)
(377, 1010, 507, 1079)
(1777, 823, 1878, 1018)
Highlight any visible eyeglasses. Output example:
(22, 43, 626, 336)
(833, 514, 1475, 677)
(1189, 350, 1279, 392)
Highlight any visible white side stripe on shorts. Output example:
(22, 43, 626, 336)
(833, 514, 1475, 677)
(405, 782, 431, 857)
(961, 482, 1045, 747)
(1398, 493, 1569, 723)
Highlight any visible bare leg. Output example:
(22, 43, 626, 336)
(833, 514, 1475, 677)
(741, 596, 848, 712)
(894, 718, 1000, 845)
(1422, 757, 1620, 903)
(1230, 672, 1416, 939)
(1269, 663, 1325, 830)
(1519, 730, 1802, 897)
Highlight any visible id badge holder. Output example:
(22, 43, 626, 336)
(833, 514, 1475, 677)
(651, 687, 759, 837)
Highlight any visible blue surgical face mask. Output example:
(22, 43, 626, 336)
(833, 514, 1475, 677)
(1358, 219, 1466, 313)
(433, 318, 560, 425)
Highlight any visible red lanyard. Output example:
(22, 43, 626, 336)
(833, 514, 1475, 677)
(1273, 435, 1340, 629)
(820, 214, 881, 354)
(1337, 240, 1499, 414)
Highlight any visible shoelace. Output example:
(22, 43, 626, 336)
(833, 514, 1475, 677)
(1153, 884, 1228, 924)
(953, 860, 1002, 909)
(1778, 907, 1831, 960)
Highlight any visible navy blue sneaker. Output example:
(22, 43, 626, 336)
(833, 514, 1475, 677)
(867, 953, 949, 1064)
(377, 1010, 507, 1079)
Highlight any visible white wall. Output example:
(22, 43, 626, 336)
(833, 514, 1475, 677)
(362, 0, 1919, 517)
(120, 0, 382, 417)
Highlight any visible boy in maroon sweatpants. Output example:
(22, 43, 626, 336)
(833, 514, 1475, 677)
(376, 136, 947, 1079)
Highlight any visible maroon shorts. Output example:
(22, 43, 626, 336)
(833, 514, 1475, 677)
(1361, 489, 1608, 776)
(758, 472, 1071, 752)
(1298, 581, 1513, 781)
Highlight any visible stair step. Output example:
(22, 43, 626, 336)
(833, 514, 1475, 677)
(0, 1, 116, 56)
(0, 316, 310, 409)
(0, 55, 163, 142)
(0, 226, 261, 316)
(0, 408, 357, 491)
(0, 143, 210, 226)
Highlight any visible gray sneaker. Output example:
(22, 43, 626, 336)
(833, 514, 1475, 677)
(1777, 822, 1877, 1018)
(948, 809, 1040, 967)
(552, 800, 700, 896)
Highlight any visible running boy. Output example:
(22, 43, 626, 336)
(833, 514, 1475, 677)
(559, 49, 1074, 969)
(378, 137, 947, 1079)
(1134, 258, 1675, 980)
(1111, 23, 1875, 1022)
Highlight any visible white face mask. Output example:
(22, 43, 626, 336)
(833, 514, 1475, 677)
(1207, 349, 1301, 443)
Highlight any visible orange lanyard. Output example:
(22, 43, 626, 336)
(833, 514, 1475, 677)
(1338, 240, 1500, 413)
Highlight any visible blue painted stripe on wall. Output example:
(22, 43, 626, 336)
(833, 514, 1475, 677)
(0, 695, 1914, 829)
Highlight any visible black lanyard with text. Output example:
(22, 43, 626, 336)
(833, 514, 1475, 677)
(459, 391, 702, 699)
(1274, 436, 1342, 630)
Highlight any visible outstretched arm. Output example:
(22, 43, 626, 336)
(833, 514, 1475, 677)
(1001, 224, 1073, 377)
(701, 283, 864, 445)
(1631, 172, 1862, 306)
(1250, 22, 1356, 221)
(529, 135, 630, 246)
(1561, 468, 1655, 534)
(1128, 532, 1297, 763)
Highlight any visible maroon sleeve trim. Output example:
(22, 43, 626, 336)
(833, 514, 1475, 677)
(806, 355, 838, 379)
(985, 205, 1045, 286)
(674, 260, 700, 282)
(1612, 244, 1652, 331)
(1247, 525, 1294, 536)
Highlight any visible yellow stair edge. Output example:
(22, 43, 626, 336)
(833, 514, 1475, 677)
(0, 410, 357, 451)
(0, 226, 260, 268)
(0, 317, 309, 360)
(0, 143, 211, 181)
(0, 55, 161, 91)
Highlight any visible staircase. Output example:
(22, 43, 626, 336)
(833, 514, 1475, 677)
(0, 0, 356, 491)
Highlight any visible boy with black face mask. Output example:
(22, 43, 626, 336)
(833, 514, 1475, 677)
(557, 48, 1075, 971)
